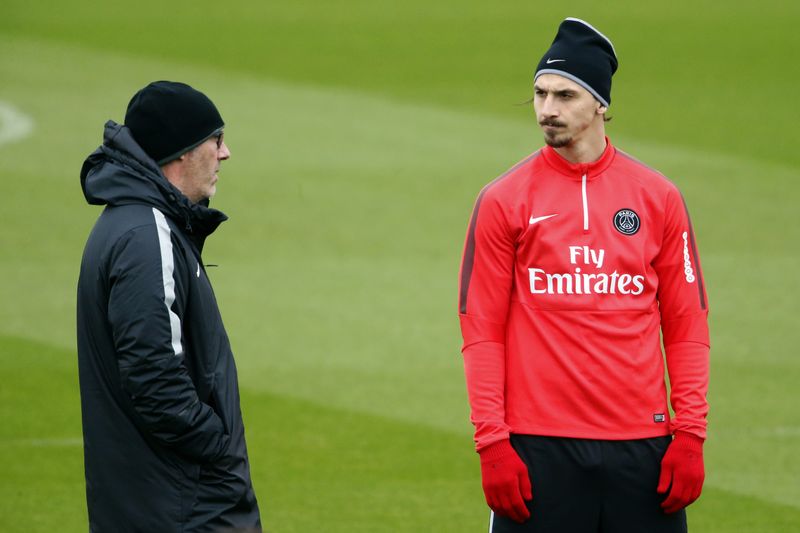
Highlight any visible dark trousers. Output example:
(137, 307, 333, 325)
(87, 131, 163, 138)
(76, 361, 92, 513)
(490, 435, 687, 533)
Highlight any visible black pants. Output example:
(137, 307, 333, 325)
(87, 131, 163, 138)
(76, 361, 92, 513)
(490, 435, 687, 533)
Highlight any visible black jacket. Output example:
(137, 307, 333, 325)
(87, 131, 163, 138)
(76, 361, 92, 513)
(77, 121, 260, 532)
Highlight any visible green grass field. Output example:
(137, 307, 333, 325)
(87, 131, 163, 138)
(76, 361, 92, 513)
(1, 1, 799, 531)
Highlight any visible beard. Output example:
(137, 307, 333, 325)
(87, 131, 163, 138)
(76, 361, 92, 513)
(544, 132, 572, 148)
(540, 120, 572, 148)
(543, 129, 572, 148)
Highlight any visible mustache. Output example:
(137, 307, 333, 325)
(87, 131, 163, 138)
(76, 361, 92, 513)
(539, 119, 566, 127)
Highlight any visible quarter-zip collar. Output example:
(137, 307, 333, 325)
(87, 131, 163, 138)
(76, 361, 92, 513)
(541, 136, 616, 180)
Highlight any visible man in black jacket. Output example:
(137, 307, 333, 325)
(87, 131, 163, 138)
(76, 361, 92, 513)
(77, 81, 261, 532)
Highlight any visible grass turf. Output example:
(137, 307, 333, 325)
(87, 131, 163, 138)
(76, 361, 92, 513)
(1, 2, 799, 531)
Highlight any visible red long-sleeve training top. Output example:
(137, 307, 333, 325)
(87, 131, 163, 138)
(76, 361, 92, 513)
(458, 139, 709, 450)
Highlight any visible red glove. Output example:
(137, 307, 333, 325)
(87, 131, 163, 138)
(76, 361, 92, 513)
(478, 439, 532, 523)
(657, 431, 705, 514)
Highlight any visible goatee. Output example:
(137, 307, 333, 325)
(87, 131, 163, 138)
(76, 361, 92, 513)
(544, 133, 572, 148)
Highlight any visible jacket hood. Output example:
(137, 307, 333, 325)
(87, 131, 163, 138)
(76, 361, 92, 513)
(80, 121, 227, 238)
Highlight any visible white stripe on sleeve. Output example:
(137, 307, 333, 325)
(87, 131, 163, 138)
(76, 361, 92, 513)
(152, 208, 184, 356)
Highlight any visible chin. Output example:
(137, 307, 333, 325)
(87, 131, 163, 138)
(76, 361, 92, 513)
(545, 136, 572, 148)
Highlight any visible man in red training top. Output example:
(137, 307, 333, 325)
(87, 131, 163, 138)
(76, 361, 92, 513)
(458, 17, 709, 532)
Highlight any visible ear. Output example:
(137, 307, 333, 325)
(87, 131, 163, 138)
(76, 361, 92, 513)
(597, 105, 608, 115)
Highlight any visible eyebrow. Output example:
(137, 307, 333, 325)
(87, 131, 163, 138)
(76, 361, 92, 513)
(534, 85, 577, 96)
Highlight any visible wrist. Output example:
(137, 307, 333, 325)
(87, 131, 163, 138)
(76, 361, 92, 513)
(672, 431, 704, 452)
(478, 439, 516, 462)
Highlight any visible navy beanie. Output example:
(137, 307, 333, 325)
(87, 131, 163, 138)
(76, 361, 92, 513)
(534, 18, 618, 107)
(124, 81, 224, 165)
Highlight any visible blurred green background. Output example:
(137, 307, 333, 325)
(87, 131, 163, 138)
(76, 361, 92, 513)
(1, 1, 798, 531)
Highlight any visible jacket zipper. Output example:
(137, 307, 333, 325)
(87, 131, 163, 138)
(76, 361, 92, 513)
(581, 173, 589, 231)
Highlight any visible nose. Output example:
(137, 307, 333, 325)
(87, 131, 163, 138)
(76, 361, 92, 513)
(218, 141, 231, 160)
(538, 95, 559, 118)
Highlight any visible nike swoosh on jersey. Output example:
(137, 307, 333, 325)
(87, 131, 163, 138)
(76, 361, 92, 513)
(529, 214, 559, 225)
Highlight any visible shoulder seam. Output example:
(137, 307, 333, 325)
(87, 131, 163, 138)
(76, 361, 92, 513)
(459, 150, 540, 314)
(481, 150, 541, 194)
(615, 149, 673, 181)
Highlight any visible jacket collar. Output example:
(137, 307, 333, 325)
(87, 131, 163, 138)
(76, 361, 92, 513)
(540, 136, 616, 180)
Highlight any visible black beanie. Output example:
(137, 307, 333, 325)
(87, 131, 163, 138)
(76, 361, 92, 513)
(124, 81, 224, 165)
(534, 18, 618, 107)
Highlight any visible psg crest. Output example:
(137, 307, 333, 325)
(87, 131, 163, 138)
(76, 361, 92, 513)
(613, 209, 640, 235)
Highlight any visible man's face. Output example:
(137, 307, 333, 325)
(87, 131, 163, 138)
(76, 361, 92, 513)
(533, 74, 605, 149)
(180, 132, 230, 203)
